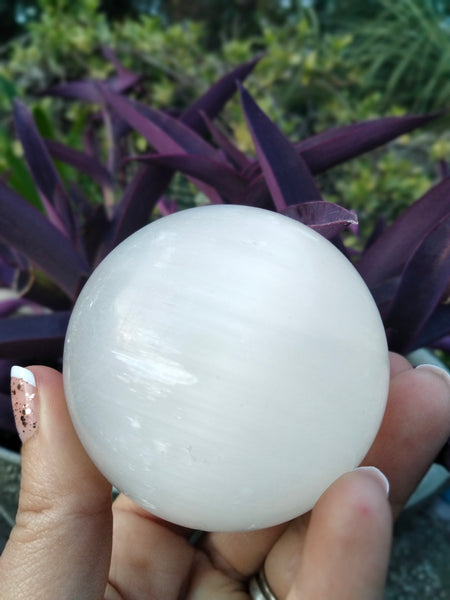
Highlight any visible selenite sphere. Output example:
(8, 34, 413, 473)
(63, 204, 390, 532)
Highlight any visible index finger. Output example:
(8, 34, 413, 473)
(362, 361, 450, 516)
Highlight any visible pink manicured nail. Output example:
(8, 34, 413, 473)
(354, 466, 390, 497)
(10, 366, 38, 443)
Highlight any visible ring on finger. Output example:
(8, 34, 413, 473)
(248, 565, 278, 600)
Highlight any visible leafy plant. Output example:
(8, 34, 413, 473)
(0, 55, 448, 472)
(343, 0, 450, 114)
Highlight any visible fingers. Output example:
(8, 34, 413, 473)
(106, 494, 196, 599)
(199, 524, 289, 582)
(107, 494, 249, 599)
(362, 361, 450, 517)
(286, 467, 392, 600)
(0, 366, 113, 600)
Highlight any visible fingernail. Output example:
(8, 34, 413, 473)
(10, 366, 38, 443)
(354, 466, 390, 497)
(415, 364, 450, 393)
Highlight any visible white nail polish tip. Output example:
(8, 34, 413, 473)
(355, 466, 390, 496)
(11, 366, 36, 387)
(415, 364, 450, 389)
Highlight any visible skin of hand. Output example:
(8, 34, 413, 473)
(0, 353, 449, 600)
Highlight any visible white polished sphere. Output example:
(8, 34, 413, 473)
(63, 205, 389, 532)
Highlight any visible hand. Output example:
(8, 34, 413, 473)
(0, 353, 449, 599)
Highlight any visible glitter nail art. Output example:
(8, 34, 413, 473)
(10, 366, 38, 443)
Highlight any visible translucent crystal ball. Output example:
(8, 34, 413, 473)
(63, 205, 389, 532)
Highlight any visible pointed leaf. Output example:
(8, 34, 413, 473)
(131, 153, 247, 201)
(103, 90, 225, 203)
(46, 64, 140, 103)
(101, 45, 142, 93)
(414, 305, 450, 349)
(0, 181, 89, 299)
(385, 214, 450, 352)
(296, 113, 441, 174)
(78, 203, 110, 265)
(13, 101, 78, 241)
(0, 311, 70, 358)
(46, 79, 104, 103)
(238, 83, 322, 212)
(282, 201, 358, 239)
(369, 275, 402, 321)
(200, 110, 251, 170)
(157, 197, 179, 216)
(181, 54, 262, 135)
(238, 174, 272, 209)
(45, 139, 114, 187)
(101, 58, 259, 246)
(364, 217, 387, 251)
(102, 88, 218, 159)
(100, 164, 173, 257)
(357, 176, 450, 288)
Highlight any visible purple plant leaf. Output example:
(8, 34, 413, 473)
(101, 45, 127, 71)
(0, 246, 30, 293)
(108, 71, 142, 94)
(181, 54, 262, 136)
(79, 204, 110, 265)
(99, 164, 173, 258)
(102, 88, 218, 159)
(47, 80, 103, 103)
(131, 153, 247, 201)
(200, 110, 251, 171)
(45, 139, 114, 187)
(102, 58, 260, 247)
(238, 83, 323, 211)
(238, 174, 273, 209)
(364, 217, 387, 251)
(296, 113, 441, 174)
(47, 50, 141, 103)
(157, 197, 179, 216)
(282, 201, 358, 239)
(13, 101, 78, 242)
(0, 311, 70, 359)
(103, 90, 225, 203)
(357, 176, 450, 288)
(414, 305, 450, 349)
(0, 181, 89, 299)
(368, 275, 402, 322)
(385, 214, 450, 353)
(101, 45, 142, 93)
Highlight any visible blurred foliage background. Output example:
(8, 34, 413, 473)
(0, 0, 449, 237)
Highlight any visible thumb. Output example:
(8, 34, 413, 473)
(0, 366, 112, 600)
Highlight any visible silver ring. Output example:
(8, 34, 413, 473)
(248, 566, 278, 600)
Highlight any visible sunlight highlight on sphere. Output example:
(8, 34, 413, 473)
(63, 205, 389, 532)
